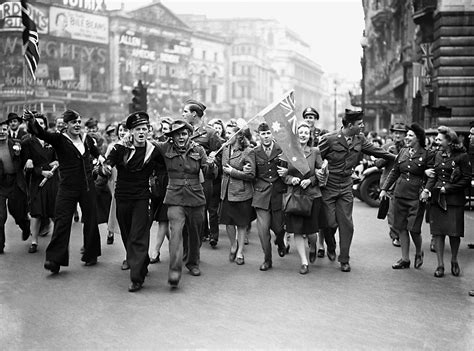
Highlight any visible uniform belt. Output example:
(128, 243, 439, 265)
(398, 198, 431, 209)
(168, 178, 200, 186)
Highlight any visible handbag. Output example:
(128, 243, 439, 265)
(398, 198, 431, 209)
(282, 186, 312, 217)
(377, 197, 389, 219)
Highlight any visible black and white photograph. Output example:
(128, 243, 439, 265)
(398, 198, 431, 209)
(0, 0, 473, 349)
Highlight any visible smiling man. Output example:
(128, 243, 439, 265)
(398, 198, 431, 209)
(103, 112, 164, 292)
(318, 109, 396, 272)
(24, 109, 102, 274)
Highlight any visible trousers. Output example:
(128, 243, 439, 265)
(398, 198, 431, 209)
(321, 181, 354, 263)
(168, 205, 204, 281)
(46, 186, 101, 266)
(116, 198, 150, 284)
(255, 208, 285, 263)
(0, 186, 30, 250)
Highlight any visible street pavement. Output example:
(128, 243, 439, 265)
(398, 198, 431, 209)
(1, 200, 473, 350)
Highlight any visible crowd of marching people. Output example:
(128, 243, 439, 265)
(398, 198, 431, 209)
(0, 100, 472, 293)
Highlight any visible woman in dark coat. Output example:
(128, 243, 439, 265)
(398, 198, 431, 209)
(219, 123, 256, 265)
(21, 114, 58, 253)
(380, 123, 434, 270)
(422, 126, 471, 277)
(281, 122, 324, 274)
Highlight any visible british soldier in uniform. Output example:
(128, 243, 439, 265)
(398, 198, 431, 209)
(182, 99, 222, 246)
(301, 107, 321, 146)
(380, 123, 435, 270)
(319, 109, 396, 272)
(252, 122, 287, 271)
(374, 122, 407, 247)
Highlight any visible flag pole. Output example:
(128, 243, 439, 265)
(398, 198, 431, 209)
(213, 113, 262, 155)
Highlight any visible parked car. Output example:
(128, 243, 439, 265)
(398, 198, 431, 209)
(352, 160, 382, 208)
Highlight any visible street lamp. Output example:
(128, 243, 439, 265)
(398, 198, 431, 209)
(360, 32, 369, 113)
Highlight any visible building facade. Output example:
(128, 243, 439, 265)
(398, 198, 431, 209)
(360, 0, 474, 133)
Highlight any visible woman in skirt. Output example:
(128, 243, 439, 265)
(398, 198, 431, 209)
(422, 126, 471, 277)
(219, 123, 256, 265)
(150, 117, 172, 264)
(21, 113, 58, 253)
(380, 123, 435, 270)
(281, 122, 324, 275)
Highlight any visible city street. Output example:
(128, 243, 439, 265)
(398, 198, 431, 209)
(1, 200, 473, 350)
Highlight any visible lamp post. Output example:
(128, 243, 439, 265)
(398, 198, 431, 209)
(360, 32, 369, 113)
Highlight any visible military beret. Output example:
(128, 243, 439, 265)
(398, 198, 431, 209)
(408, 123, 426, 147)
(85, 118, 98, 128)
(165, 119, 193, 137)
(63, 110, 81, 123)
(302, 107, 319, 120)
(390, 122, 407, 132)
(126, 111, 150, 130)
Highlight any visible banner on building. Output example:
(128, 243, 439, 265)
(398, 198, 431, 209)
(49, 6, 108, 44)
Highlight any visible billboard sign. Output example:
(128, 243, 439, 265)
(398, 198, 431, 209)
(49, 6, 108, 44)
(0, 1, 49, 33)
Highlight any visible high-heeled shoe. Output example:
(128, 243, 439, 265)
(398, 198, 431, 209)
(392, 259, 410, 269)
(235, 256, 245, 265)
(414, 251, 424, 269)
(451, 261, 460, 276)
(299, 264, 309, 275)
(434, 266, 445, 278)
(229, 242, 238, 262)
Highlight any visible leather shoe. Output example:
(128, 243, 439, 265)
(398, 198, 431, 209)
(309, 250, 317, 263)
(84, 258, 97, 266)
(451, 261, 460, 276)
(392, 238, 401, 247)
(209, 239, 217, 248)
(414, 251, 424, 269)
(327, 251, 336, 261)
(28, 243, 38, 253)
(299, 264, 309, 275)
(317, 249, 325, 258)
(229, 242, 238, 262)
(430, 243, 436, 253)
(44, 260, 60, 274)
(128, 282, 143, 292)
(189, 267, 201, 276)
(340, 262, 351, 272)
(121, 260, 130, 270)
(259, 261, 272, 271)
(106, 233, 114, 245)
(392, 259, 410, 269)
(235, 256, 245, 265)
(434, 266, 445, 278)
(150, 254, 160, 264)
(469, 290, 474, 297)
(468, 243, 474, 249)
(286, 244, 290, 254)
(168, 271, 180, 287)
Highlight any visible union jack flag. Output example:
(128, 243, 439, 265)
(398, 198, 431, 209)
(21, 0, 40, 80)
(420, 43, 433, 72)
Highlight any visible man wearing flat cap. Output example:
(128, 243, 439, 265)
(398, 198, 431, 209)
(154, 118, 217, 287)
(375, 122, 407, 247)
(103, 111, 165, 292)
(302, 106, 320, 146)
(318, 109, 396, 272)
(182, 99, 222, 247)
(24, 109, 102, 274)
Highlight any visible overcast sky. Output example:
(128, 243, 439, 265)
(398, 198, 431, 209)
(106, 0, 365, 82)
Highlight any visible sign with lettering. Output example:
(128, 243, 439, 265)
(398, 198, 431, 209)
(0, 1, 49, 33)
(61, 0, 101, 12)
(120, 31, 142, 47)
(49, 6, 108, 44)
